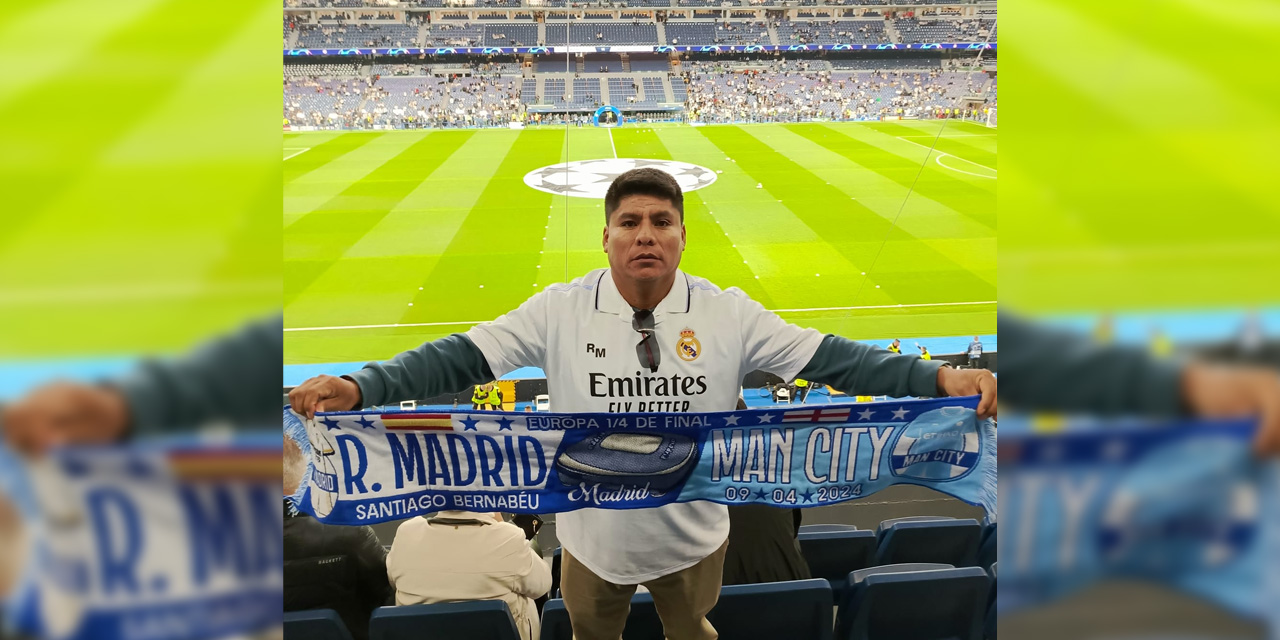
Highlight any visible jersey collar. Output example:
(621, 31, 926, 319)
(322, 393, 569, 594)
(595, 269, 691, 324)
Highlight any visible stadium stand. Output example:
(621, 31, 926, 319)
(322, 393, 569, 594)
(484, 23, 538, 46)
(607, 77, 638, 105)
(774, 19, 888, 45)
(296, 22, 419, 47)
(422, 23, 485, 47)
(894, 17, 993, 44)
(282, 0, 998, 130)
(568, 23, 660, 45)
(571, 76, 604, 107)
(640, 76, 668, 104)
(285, 62, 361, 77)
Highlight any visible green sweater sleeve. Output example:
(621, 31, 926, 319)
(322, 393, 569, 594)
(343, 333, 496, 408)
(998, 313, 1185, 415)
(114, 315, 283, 435)
(796, 334, 944, 398)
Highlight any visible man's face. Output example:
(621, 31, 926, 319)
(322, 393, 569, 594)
(603, 194, 685, 284)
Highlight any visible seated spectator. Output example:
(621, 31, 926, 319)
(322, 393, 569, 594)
(284, 437, 391, 640)
(387, 511, 551, 640)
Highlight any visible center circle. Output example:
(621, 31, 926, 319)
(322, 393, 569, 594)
(523, 158, 718, 199)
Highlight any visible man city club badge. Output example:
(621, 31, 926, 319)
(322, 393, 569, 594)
(677, 328, 701, 361)
(890, 407, 980, 481)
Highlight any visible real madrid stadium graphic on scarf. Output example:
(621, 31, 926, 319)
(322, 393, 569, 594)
(286, 396, 997, 525)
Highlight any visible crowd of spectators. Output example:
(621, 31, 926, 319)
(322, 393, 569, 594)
(283, 55, 994, 129)
(683, 60, 993, 122)
(357, 74, 526, 128)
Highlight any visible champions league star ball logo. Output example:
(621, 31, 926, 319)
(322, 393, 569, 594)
(889, 407, 980, 481)
(523, 158, 717, 199)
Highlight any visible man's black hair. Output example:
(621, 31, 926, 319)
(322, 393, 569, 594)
(603, 167, 684, 223)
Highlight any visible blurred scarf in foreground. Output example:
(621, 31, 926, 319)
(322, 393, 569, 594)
(999, 416, 1279, 628)
(12, 435, 282, 640)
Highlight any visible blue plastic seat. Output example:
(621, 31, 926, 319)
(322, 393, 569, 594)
(708, 579, 833, 640)
(540, 599, 572, 640)
(835, 565, 989, 640)
(798, 529, 876, 598)
(875, 517, 982, 567)
(985, 562, 997, 640)
(540, 592, 665, 640)
(284, 609, 354, 640)
(798, 523, 859, 533)
(369, 601, 520, 640)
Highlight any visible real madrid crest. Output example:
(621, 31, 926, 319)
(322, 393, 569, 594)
(677, 328, 701, 362)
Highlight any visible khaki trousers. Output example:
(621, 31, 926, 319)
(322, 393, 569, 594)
(560, 540, 729, 640)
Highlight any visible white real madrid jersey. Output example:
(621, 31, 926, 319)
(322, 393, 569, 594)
(466, 269, 824, 584)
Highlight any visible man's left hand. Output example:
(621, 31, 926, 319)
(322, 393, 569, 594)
(937, 367, 997, 420)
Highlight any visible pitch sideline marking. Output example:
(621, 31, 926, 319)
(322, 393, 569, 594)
(283, 300, 997, 332)
(284, 147, 311, 161)
(607, 127, 617, 159)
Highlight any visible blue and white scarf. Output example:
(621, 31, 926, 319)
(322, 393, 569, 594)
(6, 435, 283, 640)
(999, 416, 1279, 628)
(288, 396, 997, 525)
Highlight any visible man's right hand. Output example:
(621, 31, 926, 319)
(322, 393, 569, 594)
(288, 375, 362, 420)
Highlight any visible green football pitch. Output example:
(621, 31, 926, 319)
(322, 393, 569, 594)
(284, 121, 996, 365)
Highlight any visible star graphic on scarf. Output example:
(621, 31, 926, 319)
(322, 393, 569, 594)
(355, 417, 377, 430)
(496, 416, 514, 431)
(800, 490, 814, 503)
(460, 416, 480, 431)
(857, 408, 875, 421)
(757, 413, 775, 424)
(890, 407, 910, 420)
(753, 489, 768, 501)
(724, 414, 740, 426)
(320, 418, 342, 431)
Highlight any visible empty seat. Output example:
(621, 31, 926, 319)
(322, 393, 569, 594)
(875, 517, 981, 567)
(540, 599, 572, 640)
(369, 601, 520, 640)
(708, 579, 833, 640)
(798, 529, 876, 598)
(799, 523, 859, 533)
(540, 593, 664, 640)
(284, 609, 355, 640)
(835, 565, 989, 640)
